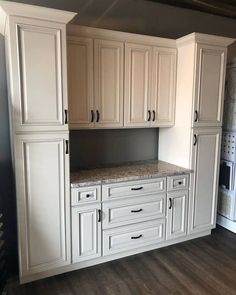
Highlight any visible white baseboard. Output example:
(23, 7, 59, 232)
(217, 214, 236, 233)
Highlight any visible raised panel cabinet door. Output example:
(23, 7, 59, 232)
(189, 128, 221, 234)
(166, 191, 188, 240)
(72, 204, 102, 263)
(151, 47, 177, 127)
(193, 44, 227, 127)
(15, 133, 70, 279)
(8, 17, 69, 132)
(94, 39, 124, 128)
(68, 37, 94, 129)
(124, 43, 152, 127)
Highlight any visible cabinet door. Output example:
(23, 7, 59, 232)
(166, 191, 188, 240)
(193, 44, 227, 127)
(189, 128, 221, 234)
(68, 37, 94, 129)
(72, 203, 102, 263)
(15, 133, 70, 278)
(124, 43, 152, 127)
(94, 40, 124, 128)
(151, 47, 176, 127)
(8, 17, 68, 132)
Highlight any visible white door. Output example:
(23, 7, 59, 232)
(189, 128, 221, 234)
(8, 17, 69, 132)
(166, 191, 188, 240)
(94, 39, 124, 128)
(151, 47, 176, 127)
(193, 44, 227, 127)
(124, 43, 152, 127)
(15, 133, 70, 278)
(72, 203, 102, 263)
(67, 37, 94, 129)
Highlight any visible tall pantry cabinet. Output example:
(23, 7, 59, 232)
(0, 1, 76, 283)
(159, 33, 234, 234)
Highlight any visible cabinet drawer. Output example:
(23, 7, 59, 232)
(71, 185, 101, 206)
(103, 194, 166, 229)
(103, 219, 165, 256)
(102, 178, 166, 201)
(167, 174, 189, 192)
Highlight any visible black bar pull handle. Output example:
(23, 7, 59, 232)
(131, 209, 143, 213)
(169, 198, 172, 210)
(98, 209, 102, 222)
(193, 134, 197, 146)
(65, 140, 69, 154)
(131, 187, 143, 191)
(147, 110, 151, 122)
(65, 109, 68, 124)
(194, 110, 199, 122)
(152, 110, 156, 122)
(96, 110, 100, 123)
(131, 234, 143, 240)
(91, 110, 94, 123)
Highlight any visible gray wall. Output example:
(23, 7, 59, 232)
(1, 0, 236, 276)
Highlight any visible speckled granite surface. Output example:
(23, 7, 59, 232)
(71, 160, 191, 188)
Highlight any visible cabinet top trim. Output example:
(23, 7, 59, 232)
(0, 1, 77, 35)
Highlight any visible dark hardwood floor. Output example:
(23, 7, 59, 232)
(7, 226, 236, 295)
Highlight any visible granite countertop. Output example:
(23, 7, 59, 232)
(70, 160, 192, 188)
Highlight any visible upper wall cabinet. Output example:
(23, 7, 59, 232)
(193, 44, 227, 127)
(8, 17, 70, 132)
(68, 37, 124, 129)
(124, 43, 176, 128)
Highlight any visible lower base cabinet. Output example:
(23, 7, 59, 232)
(72, 203, 102, 263)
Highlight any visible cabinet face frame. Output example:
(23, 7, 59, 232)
(67, 36, 94, 129)
(15, 133, 71, 277)
(8, 16, 68, 132)
(193, 43, 227, 127)
(189, 128, 221, 234)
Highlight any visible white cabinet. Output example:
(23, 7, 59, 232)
(8, 17, 69, 132)
(68, 37, 124, 129)
(189, 128, 221, 234)
(166, 191, 188, 240)
(68, 37, 94, 129)
(15, 133, 71, 276)
(124, 43, 176, 127)
(193, 44, 227, 127)
(72, 203, 102, 263)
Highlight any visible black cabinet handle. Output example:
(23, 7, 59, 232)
(86, 194, 92, 198)
(131, 209, 143, 213)
(65, 140, 69, 154)
(65, 109, 68, 124)
(131, 187, 143, 191)
(178, 181, 183, 185)
(152, 110, 155, 122)
(194, 110, 199, 122)
(131, 234, 143, 240)
(98, 209, 102, 222)
(169, 198, 172, 210)
(96, 110, 100, 123)
(193, 134, 197, 146)
(147, 110, 151, 121)
(91, 110, 94, 123)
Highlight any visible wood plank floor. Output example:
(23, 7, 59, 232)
(7, 226, 236, 295)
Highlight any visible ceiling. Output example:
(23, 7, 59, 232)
(148, 0, 236, 19)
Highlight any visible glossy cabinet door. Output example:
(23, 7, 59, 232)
(193, 44, 227, 127)
(151, 47, 176, 127)
(124, 43, 152, 127)
(166, 191, 188, 240)
(189, 128, 221, 234)
(8, 17, 68, 132)
(72, 203, 102, 263)
(94, 39, 124, 128)
(68, 37, 94, 129)
(15, 133, 71, 277)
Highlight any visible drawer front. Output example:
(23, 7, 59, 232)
(102, 178, 166, 201)
(167, 174, 189, 192)
(103, 194, 166, 229)
(71, 185, 101, 206)
(103, 219, 165, 256)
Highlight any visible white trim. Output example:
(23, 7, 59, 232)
(217, 214, 236, 233)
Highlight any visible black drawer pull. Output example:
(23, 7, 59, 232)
(64, 109, 68, 124)
(131, 187, 143, 191)
(131, 209, 143, 213)
(178, 181, 183, 185)
(65, 140, 69, 154)
(131, 234, 143, 240)
(98, 209, 102, 222)
(86, 194, 93, 198)
(169, 198, 172, 210)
